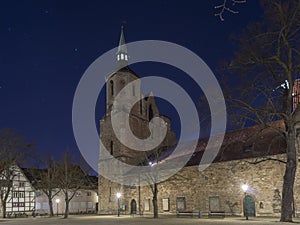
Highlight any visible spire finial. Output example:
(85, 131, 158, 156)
(121, 20, 126, 29)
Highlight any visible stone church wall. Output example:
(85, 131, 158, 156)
(99, 153, 300, 217)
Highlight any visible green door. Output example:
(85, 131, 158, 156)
(243, 195, 256, 217)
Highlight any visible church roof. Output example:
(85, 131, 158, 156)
(156, 120, 286, 168)
(185, 120, 286, 166)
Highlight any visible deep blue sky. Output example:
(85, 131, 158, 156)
(0, 1, 262, 160)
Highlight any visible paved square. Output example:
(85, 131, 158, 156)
(0, 215, 300, 225)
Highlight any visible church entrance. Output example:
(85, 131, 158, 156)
(243, 195, 256, 218)
(130, 199, 137, 215)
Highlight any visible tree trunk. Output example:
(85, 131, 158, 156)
(48, 199, 54, 217)
(281, 130, 297, 222)
(2, 201, 6, 218)
(152, 183, 158, 218)
(64, 200, 69, 219)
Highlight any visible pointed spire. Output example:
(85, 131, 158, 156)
(116, 24, 128, 68)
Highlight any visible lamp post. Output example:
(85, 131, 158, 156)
(241, 184, 249, 220)
(116, 192, 121, 217)
(55, 199, 60, 216)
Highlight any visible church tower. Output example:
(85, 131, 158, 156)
(98, 26, 176, 214)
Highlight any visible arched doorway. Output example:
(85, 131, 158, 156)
(243, 195, 256, 218)
(130, 199, 137, 215)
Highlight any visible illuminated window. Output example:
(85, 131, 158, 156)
(117, 55, 120, 61)
(121, 54, 124, 60)
(125, 55, 128, 60)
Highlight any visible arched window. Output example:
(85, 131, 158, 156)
(148, 105, 153, 121)
(110, 80, 114, 96)
(110, 141, 114, 155)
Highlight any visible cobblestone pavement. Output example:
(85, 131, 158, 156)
(0, 215, 300, 225)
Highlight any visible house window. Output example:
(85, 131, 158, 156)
(13, 191, 24, 198)
(72, 202, 79, 209)
(87, 202, 93, 209)
(80, 202, 86, 208)
(36, 202, 41, 210)
(19, 182, 25, 187)
(42, 202, 49, 209)
(12, 202, 24, 207)
(87, 192, 91, 196)
(176, 197, 186, 211)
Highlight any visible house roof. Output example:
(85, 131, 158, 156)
(21, 166, 98, 190)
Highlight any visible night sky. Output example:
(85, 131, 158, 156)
(0, 1, 262, 160)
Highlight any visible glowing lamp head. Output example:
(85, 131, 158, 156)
(116, 192, 121, 199)
(242, 184, 249, 193)
(55, 199, 60, 203)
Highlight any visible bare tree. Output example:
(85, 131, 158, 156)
(56, 150, 90, 218)
(224, 0, 300, 222)
(140, 144, 176, 219)
(0, 129, 32, 218)
(30, 153, 60, 217)
(214, 0, 246, 21)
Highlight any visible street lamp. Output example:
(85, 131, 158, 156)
(116, 192, 121, 217)
(241, 184, 249, 220)
(55, 199, 60, 216)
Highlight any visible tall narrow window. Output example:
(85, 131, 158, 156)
(109, 187, 112, 202)
(110, 141, 114, 155)
(132, 84, 135, 96)
(148, 105, 153, 121)
(140, 100, 142, 115)
(110, 80, 114, 96)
